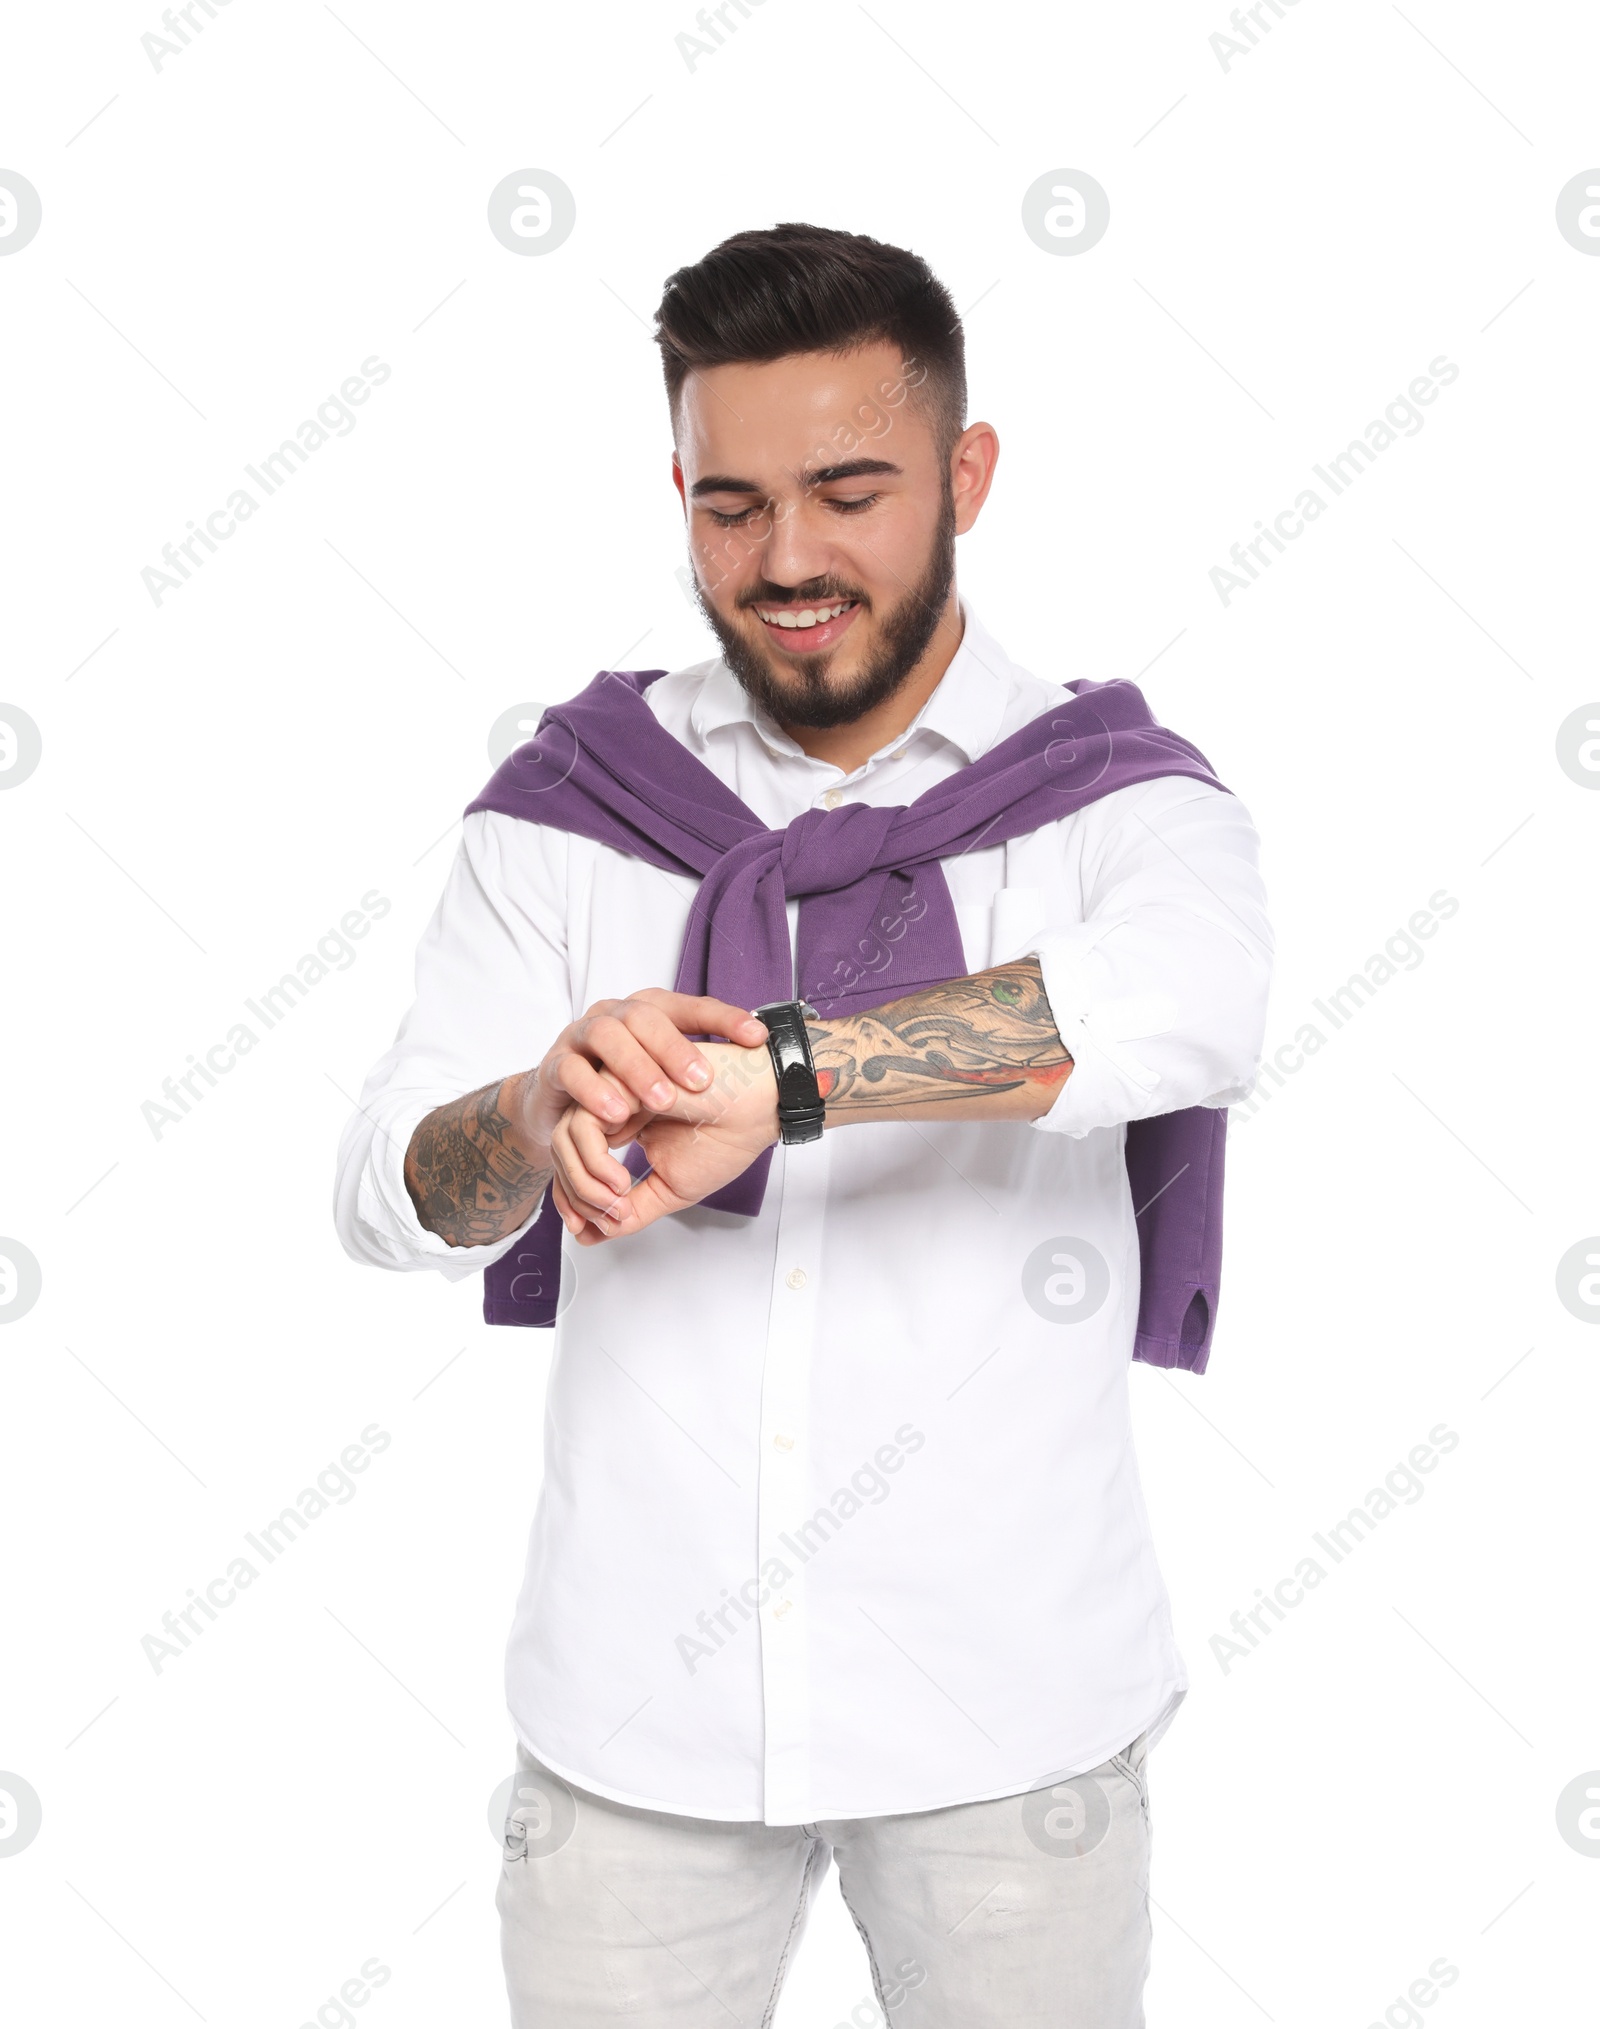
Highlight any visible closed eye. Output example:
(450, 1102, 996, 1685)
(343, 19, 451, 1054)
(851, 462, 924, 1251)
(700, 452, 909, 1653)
(704, 493, 881, 529)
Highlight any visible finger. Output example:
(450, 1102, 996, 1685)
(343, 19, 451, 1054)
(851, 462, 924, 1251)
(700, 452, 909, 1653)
(548, 1051, 637, 1128)
(568, 1108, 638, 1201)
(572, 1013, 682, 1112)
(552, 1175, 604, 1244)
(549, 1118, 627, 1223)
(551, 1118, 678, 1243)
(553, 1177, 616, 1247)
(620, 1005, 724, 1095)
(595, 1167, 692, 1237)
(584, 1069, 652, 1139)
(550, 1110, 635, 1215)
(550, 1175, 591, 1240)
(634, 991, 769, 1050)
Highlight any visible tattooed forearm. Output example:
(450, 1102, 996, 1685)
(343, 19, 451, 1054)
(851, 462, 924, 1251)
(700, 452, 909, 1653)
(403, 1074, 554, 1248)
(806, 959, 1073, 1122)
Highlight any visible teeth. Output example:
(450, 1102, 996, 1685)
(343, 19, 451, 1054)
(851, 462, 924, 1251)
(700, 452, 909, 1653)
(759, 601, 852, 630)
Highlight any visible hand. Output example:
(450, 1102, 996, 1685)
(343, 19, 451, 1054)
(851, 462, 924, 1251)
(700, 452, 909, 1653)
(549, 1040, 779, 1243)
(517, 991, 768, 1159)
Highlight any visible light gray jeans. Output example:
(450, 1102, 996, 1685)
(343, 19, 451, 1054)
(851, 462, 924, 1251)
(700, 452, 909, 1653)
(497, 1733, 1153, 2026)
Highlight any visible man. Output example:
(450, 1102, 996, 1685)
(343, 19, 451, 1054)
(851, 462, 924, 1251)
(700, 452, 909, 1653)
(335, 222, 1272, 2026)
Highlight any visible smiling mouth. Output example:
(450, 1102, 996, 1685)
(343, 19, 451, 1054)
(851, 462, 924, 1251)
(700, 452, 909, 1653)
(747, 598, 862, 653)
(753, 599, 858, 631)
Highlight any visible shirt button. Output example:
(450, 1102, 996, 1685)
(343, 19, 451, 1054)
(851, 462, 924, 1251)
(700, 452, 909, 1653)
(772, 1432, 795, 1451)
(821, 788, 843, 810)
(785, 1267, 807, 1291)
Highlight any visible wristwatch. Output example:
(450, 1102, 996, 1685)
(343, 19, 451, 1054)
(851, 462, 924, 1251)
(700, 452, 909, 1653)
(752, 999, 826, 1145)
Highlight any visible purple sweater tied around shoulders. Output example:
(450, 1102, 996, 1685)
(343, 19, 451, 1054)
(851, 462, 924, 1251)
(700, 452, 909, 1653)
(463, 668, 1234, 1373)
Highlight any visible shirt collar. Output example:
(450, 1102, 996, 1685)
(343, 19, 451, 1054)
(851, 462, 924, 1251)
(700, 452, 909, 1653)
(688, 599, 1016, 769)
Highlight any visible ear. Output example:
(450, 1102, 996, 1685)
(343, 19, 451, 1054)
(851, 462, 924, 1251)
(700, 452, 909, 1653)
(949, 422, 1000, 536)
(671, 455, 687, 517)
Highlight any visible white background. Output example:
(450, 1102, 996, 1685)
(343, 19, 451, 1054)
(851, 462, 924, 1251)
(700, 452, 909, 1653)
(2, 1, 1597, 2023)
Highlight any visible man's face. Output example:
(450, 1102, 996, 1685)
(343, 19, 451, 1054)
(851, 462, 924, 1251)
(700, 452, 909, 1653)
(672, 343, 969, 729)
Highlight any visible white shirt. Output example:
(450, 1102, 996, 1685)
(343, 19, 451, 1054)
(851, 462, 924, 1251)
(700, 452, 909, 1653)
(333, 604, 1273, 1824)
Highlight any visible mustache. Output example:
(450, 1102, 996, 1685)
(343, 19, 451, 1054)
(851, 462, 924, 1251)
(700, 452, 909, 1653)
(735, 583, 869, 611)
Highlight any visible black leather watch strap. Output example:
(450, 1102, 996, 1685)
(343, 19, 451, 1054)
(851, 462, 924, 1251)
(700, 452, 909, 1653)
(753, 999, 825, 1145)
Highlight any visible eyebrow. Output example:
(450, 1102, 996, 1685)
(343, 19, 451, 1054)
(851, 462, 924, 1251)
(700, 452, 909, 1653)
(690, 457, 903, 498)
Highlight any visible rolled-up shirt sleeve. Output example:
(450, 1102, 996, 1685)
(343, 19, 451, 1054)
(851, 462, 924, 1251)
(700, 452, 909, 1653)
(332, 809, 573, 1277)
(1018, 777, 1273, 1138)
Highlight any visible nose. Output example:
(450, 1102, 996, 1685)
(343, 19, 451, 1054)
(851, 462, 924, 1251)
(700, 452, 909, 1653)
(759, 493, 839, 594)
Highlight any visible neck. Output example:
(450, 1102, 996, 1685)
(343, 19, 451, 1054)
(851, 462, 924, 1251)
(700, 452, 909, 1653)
(777, 593, 965, 774)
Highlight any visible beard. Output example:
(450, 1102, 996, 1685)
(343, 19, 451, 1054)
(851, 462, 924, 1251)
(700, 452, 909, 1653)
(694, 482, 958, 731)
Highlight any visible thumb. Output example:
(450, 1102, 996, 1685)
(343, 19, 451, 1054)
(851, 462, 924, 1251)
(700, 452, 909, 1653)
(603, 1169, 692, 1235)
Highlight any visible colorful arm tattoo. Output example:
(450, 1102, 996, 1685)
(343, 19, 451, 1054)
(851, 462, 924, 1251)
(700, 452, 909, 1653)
(805, 959, 1073, 1117)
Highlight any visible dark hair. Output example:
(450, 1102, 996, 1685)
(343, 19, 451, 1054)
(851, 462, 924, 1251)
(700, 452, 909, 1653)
(653, 222, 966, 458)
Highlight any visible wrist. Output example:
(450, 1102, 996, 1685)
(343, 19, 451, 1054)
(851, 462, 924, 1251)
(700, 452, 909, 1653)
(675, 1040, 779, 1140)
(503, 1067, 557, 1159)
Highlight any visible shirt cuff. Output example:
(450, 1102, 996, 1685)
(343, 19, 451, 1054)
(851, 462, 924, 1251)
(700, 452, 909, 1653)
(1027, 924, 1178, 1139)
